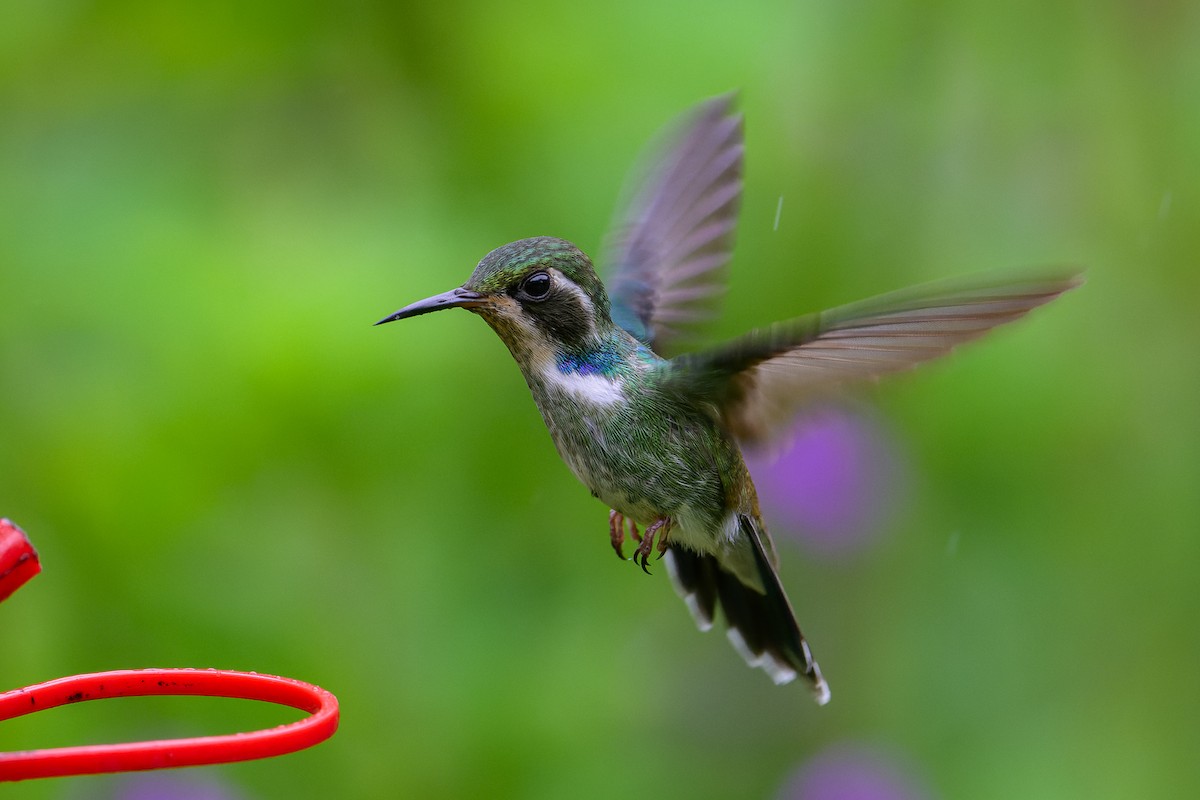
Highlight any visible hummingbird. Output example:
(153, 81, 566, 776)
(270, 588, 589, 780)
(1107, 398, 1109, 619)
(376, 95, 1081, 705)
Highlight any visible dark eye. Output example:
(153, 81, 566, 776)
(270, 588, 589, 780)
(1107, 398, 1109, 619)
(520, 271, 552, 300)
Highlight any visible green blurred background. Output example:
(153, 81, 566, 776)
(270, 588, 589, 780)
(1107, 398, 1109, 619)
(1, 1, 1196, 798)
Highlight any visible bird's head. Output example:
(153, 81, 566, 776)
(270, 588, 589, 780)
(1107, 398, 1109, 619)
(376, 237, 617, 358)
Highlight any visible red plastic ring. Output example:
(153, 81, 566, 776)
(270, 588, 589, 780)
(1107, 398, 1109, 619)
(0, 668, 340, 782)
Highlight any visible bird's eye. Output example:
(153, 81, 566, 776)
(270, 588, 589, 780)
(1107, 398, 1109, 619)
(520, 271, 552, 300)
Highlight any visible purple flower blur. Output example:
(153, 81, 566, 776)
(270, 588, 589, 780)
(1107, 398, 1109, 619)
(745, 406, 906, 559)
(778, 741, 933, 800)
(111, 772, 248, 800)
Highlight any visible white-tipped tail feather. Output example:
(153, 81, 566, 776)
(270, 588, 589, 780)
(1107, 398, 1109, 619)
(662, 518, 831, 705)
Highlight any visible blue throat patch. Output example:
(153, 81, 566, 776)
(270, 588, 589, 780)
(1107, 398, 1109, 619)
(556, 341, 624, 378)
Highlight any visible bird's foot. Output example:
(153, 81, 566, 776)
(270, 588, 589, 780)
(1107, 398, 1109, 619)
(633, 517, 673, 574)
(608, 510, 639, 560)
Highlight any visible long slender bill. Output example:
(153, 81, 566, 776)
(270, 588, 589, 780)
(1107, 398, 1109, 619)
(375, 287, 486, 325)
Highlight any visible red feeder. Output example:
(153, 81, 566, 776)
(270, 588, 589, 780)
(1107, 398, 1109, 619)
(0, 519, 40, 603)
(0, 519, 340, 782)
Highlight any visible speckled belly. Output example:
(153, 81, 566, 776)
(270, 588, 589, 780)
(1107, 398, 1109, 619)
(539, 394, 735, 536)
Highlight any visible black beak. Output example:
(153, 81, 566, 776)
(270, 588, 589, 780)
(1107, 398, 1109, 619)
(375, 287, 486, 326)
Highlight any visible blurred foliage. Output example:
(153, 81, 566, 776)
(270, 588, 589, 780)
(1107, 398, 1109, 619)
(1, 1, 1197, 798)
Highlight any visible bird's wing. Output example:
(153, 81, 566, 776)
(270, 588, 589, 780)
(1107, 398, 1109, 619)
(603, 93, 744, 355)
(663, 269, 1083, 448)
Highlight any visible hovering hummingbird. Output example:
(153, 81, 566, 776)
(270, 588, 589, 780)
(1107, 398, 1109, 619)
(376, 95, 1081, 705)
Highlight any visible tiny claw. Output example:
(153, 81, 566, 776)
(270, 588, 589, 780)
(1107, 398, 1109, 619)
(633, 538, 653, 573)
(609, 510, 627, 560)
(631, 516, 671, 575)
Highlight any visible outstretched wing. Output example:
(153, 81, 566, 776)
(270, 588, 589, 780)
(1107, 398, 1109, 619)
(664, 269, 1083, 447)
(604, 93, 744, 355)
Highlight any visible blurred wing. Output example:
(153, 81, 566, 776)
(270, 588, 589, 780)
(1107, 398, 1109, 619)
(667, 269, 1084, 447)
(604, 93, 744, 354)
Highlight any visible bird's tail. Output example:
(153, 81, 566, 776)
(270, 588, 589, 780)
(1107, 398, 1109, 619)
(664, 514, 830, 705)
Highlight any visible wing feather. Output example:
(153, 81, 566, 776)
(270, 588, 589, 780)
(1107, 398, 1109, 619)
(666, 269, 1083, 447)
(605, 94, 744, 353)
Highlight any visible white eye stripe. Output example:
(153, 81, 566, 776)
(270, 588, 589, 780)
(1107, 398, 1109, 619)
(543, 269, 598, 339)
